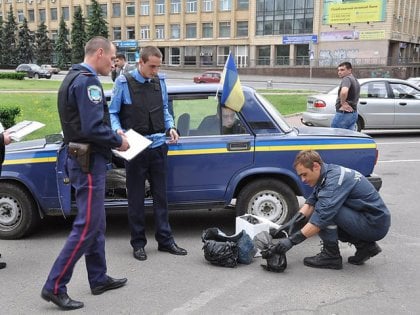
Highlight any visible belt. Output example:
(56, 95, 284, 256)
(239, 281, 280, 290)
(336, 110, 354, 114)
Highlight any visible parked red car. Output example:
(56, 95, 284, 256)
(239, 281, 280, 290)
(193, 71, 222, 83)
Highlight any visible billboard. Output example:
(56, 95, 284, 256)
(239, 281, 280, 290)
(323, 0, 386, 24)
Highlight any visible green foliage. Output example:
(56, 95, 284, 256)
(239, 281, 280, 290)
(0, 18, 4, 65)
(71, 6, 87, 64)
(3, 5, 17, 66)
(86, 0, 109, 39)
(54, 16, 71, 69)
(35, 21, 52, 65)
(262, 94, 308, 115)
(0, 72, 25, 80)
(17, 18, 35, 64)
(0, 107, 21, 129)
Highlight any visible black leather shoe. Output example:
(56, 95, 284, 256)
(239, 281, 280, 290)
(91, 276, 127, 295)
(0, 262, 6, 269)
(133, 248, 147, 261)
(158, 243, 188, 255)
(41, 288, 84, 310)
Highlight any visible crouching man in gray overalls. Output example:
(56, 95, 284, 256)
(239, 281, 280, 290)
(267, 150, 390, 270)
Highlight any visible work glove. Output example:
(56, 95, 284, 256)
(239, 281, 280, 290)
(270, 212, 306, 239)
(265, 231, 307, 257)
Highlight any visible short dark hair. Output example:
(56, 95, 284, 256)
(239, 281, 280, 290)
(338, 61, 352, 70)
(116, 53, 126, 60)
(293, 150, 324, 170)
(140, 46, 162, 63)
(84, 36, 112, 56)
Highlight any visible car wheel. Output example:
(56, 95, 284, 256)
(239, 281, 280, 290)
(0, 183, 40, 239)
(236, 179, 299, 225)
(34, 73, 39, 79)
(356, 117, 363, 132)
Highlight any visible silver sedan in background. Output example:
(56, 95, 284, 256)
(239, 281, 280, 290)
(301, 78, 420, 131)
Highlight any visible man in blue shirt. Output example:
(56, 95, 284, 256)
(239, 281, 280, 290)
(109, 46, 187, 261)
(267, 150, 390, 270)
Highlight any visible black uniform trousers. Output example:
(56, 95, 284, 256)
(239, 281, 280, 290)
(126, 143, 174, 250)
(43, 153, 108, 294)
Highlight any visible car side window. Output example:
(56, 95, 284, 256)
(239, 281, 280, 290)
(390, 83, 418, 99)
(361, 82, 387, 98)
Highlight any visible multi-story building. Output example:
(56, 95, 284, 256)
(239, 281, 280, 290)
(1, 0, 419, 75)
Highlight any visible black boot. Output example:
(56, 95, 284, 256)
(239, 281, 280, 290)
(303, 241, 343, 270)
(348, 241, 381, 265)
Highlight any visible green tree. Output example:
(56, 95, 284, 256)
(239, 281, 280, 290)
(0, 18, 4, 65)
(54, 15, 71, 69)
(71, 6, 87, 64)
(3, 5, 18, 66)
(35, 21, 52, 65)
(86, 0, 108, 39)
(17, 18, 35, 64)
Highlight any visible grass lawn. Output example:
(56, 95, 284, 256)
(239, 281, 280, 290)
(0, 79, 309, 140)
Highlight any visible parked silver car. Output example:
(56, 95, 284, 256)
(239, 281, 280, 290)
(302, 78, 420, 131)
(407, 77, 420, 88)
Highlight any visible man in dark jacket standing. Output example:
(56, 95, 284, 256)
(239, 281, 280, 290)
(0, 129, 11, 269)
(268, 150, 390, 270)
(41, 36, 129, 311)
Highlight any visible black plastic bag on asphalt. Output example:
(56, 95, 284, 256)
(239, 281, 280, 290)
(254, 231, 287, 273)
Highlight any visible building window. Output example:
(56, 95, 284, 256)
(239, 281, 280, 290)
(39, 9, 46, 22)
(236, 21, 248, 37)
(50, 8, 58, 21)
(217, 46, 230, 65)
(113, 27, 122, 40)
(237, 0, 248, 10)
(276, 45, 290, 65)
(186, 24, 197, 39)
(112, 3, 121, 17)
(186, 0, 197, 13)
(202, 23, 213, 38)
(171, 0, 181, 14)
(202, 0, 213, 12)
(141, 26, 150, 39)
(127, 2, 135, 16)
(257, 45, 270, 65)
(127, 26, 135, 39)
(141, 1, 150, 15)
(100, 4, 108, 17)
(184, 46, 197, 65)
(170, 47, 180, 65)
(51, 30, 58, 43)
(170, 24, 180, 39)
(17, 10, 24, 23)
(156, 25, 165, 39)
(219, 22, 230, 37)
(28, 9, 35, 22)
(155, 0, 165, 15)
(200, 46, 214, 65)
(256, 0, 314, 35)
(219, 0, 231, 11)
(62, 7, 69, 21)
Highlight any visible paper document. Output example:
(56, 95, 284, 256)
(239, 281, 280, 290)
(112, 129, 152, 161)
(6, 120, 45, 141)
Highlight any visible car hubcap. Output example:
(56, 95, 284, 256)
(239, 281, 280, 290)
(0, 197, 22, 231)
(248, 190, 287, 223)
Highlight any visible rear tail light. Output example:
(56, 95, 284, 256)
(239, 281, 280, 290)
(313, 100, 326, 108)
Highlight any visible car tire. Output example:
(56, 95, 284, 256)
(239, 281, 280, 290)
(0, 183, 40, 240)
(356, 117, 363, 132)
(236, 178, 299, 225)
(34, 73, 39, 79)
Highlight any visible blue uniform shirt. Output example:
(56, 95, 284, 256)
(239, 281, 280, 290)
(109, 70, 174, 148)
(306, 163, 390, 230)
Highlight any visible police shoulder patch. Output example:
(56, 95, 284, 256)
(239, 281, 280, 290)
(87, 85, 103, 104)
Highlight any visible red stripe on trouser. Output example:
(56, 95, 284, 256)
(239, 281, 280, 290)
(53, 173, 93, 294)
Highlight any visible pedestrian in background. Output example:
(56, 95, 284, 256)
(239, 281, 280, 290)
(111, 53, 132, 81)
(0, 129, 11, 270)
(109, 46, 187, 261)
(41, 36, 129, 311)
(331, 61, 360, 130)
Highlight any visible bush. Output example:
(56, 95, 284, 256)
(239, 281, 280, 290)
(0, 107, 21, 128)
(0, 72, 25, 80)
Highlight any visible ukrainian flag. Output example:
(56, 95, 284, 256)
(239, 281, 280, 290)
(220, 53, 245, 112)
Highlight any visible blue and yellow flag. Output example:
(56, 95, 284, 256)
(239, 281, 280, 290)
(220, 53, 245, 112)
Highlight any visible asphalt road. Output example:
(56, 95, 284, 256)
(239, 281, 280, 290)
(1, 130, 420, 314)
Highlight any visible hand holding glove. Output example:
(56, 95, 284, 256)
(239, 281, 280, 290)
(272, 230, 307, 255)
(270, 212, 306, 239)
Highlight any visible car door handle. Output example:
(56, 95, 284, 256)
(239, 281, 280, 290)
(359, 101, 367, 105)
(227, 141, 251, 151)
(398, 102, 407, 106)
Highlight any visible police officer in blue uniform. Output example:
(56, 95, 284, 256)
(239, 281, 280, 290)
(267, 150, 391, 270)
(0, 129, 11, 270)
(109, 46, 187, 261)
(41, 37, 130, 311)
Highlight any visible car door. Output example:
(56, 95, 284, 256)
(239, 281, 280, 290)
(389, 82, 420, 128)
(167, 93, 253, 204)
(358, 81, 395, 128)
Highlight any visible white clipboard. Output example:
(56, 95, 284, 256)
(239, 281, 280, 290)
(112, 129, 152, 161)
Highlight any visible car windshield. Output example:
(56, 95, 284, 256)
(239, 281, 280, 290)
(255, 92, 293, 133)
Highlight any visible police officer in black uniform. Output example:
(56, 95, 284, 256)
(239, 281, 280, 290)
(109, 46, 187, 261)
(0, 128, 11, 270)
(41, 36, 130, 311)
